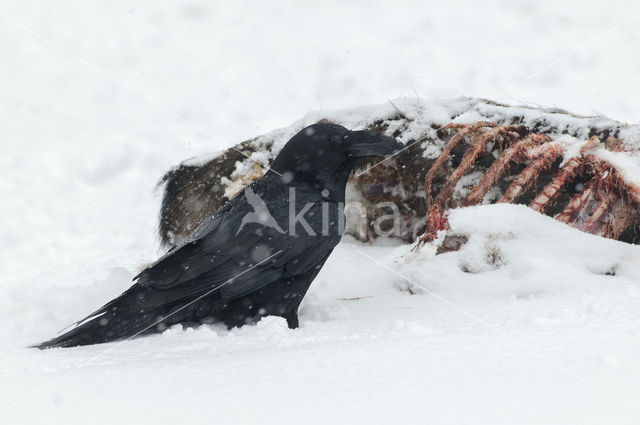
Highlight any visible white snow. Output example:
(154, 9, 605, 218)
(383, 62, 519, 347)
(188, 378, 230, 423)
(3, 1, 640, 424)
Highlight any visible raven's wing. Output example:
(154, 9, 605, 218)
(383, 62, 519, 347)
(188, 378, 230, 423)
(132, 185, 339, 308)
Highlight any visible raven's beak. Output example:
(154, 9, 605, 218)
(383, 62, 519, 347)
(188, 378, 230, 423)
(345, 130, 405, 158)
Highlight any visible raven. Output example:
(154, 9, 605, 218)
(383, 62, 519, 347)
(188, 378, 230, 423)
(35, 123, 404, 348)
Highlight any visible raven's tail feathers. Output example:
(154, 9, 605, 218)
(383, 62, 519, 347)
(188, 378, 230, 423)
(33, 288, 181, 349)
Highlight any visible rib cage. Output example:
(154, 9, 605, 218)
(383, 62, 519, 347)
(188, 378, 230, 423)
(420, 123, 640, 245)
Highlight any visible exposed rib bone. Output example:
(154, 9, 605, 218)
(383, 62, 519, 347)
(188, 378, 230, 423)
(498, 144, 563, 203)
(556, 180, 595, 224)
(529, 137, 600, 213)
(427, 204, 449, 235)
(529, 156, 582, 213)
(424, 122, 495, 208)
(464, 133, 547, 206)
(581, 187, 618, 234)
(424, 125, 520, 239)
(436, 126, 515, 206)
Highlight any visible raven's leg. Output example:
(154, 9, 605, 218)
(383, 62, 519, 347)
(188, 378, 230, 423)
(283, 309, 299, 329)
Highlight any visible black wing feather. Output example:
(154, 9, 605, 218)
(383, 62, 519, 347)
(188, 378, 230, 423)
(135, 183, 337, 303)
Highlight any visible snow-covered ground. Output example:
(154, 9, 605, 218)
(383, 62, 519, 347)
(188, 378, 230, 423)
(2, 1, 640, 424)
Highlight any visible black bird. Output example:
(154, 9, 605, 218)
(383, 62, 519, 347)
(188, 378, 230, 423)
(35, 123, 404, 348)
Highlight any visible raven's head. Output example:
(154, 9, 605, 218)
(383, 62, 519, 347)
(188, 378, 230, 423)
(269, 123, 404, 195)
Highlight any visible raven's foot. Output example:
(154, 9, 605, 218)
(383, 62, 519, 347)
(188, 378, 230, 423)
(283, 310, 299, 329)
